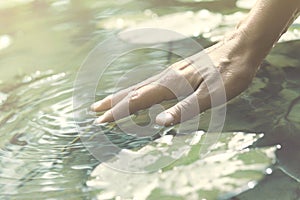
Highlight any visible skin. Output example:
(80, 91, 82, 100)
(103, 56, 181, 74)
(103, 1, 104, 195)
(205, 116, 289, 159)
(91, 0, 300, 126)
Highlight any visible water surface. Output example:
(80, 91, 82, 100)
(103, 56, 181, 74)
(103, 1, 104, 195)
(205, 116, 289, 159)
(0, 0, 300, 199)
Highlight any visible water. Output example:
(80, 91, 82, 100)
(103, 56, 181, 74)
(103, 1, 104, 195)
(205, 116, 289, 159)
(0, 0, 300, 199)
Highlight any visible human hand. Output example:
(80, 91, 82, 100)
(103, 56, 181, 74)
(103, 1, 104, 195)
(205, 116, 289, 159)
(91, 31, 262, 126)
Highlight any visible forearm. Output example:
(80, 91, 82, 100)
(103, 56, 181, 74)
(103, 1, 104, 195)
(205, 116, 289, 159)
(237, 0, 300, 60)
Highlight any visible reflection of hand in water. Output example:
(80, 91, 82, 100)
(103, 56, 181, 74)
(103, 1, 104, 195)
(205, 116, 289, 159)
(92, 0, 300, 126)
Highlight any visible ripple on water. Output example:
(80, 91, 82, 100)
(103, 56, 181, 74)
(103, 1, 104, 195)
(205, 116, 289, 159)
(0, 71, 99, 198)
(0, 69, 164, 199)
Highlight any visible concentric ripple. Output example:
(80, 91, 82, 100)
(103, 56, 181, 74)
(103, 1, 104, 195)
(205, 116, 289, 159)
(0, 69, 175, 199)
(0, 71, 99, 199)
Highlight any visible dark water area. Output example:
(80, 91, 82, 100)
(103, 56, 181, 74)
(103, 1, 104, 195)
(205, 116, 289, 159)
(0, 0, 299, 199)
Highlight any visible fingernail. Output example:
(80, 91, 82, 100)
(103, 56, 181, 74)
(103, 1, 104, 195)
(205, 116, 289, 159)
(90, 101, 102, 111)
(156, 112, 174, 126)
(94, 115, 105, 124)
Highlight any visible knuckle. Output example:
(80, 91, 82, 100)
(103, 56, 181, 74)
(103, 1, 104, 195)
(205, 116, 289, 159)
(128, 89, 139, 102)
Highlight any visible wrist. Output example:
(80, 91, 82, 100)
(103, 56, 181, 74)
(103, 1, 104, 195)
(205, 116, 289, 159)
(235, 26, 274, 60)
(233, 1, 300, 60)
(221, 29, 268, 69)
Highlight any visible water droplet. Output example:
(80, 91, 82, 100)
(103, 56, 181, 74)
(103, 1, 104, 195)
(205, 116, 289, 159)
(193, 31, 200, 37)
(265, 168, 273, 175)
(247, 181, 256, 189)
(0, 34, 12, 50)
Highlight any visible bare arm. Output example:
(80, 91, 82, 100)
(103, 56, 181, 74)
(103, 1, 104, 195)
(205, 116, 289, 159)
(237, 0, 300, 60)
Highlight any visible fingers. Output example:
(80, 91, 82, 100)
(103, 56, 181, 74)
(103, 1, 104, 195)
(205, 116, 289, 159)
(91, 59, 212, 125)
(90, 60, 193, 112)
(90, 72, 164, 112)
(156, 86, 212, 126)
(94, 83, 175, 123)
(90, 89, 129, 112)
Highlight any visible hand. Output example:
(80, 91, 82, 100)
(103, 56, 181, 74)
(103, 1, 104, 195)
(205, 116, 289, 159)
(91, 31, 262, 126)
